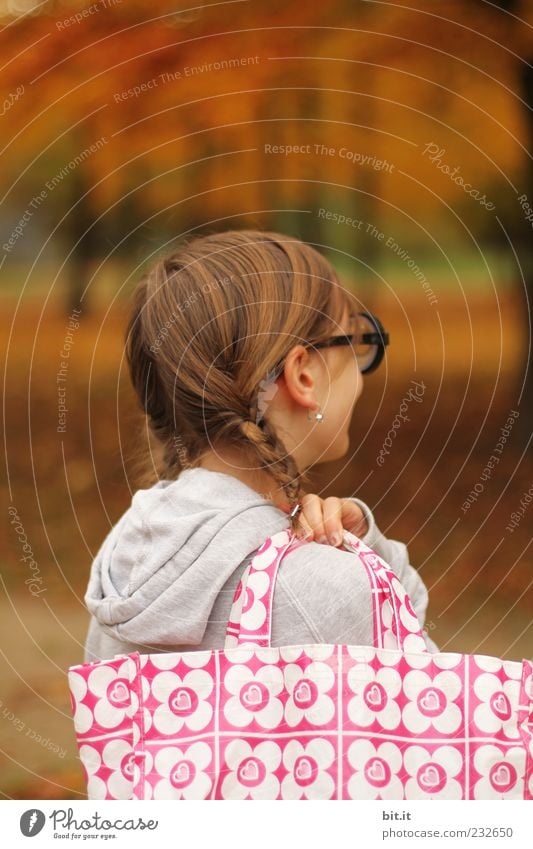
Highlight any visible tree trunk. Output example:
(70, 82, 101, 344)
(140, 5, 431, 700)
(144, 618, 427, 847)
(63, 164, 99, 317)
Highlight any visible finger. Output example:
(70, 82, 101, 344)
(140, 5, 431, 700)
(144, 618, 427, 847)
(298, 493, 327, 541)
(322, 497, 345, 546)
(340, 500, 368, 537)
(295, 511, 314, 540)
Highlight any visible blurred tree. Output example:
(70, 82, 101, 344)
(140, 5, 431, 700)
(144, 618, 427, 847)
(465, 0, 533, 449)
(0, 0, 531, 450)
(61, 150, 100, 315)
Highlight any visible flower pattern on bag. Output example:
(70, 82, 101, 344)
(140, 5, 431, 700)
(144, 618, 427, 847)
(347, 663, 402, 730)
(223, 664, 284, 728)
(69, 671, 93, 734)
(79, 739, 134, 800)
(402, 669, 463, 735)
(404, 745, 464, 799)
(151, 668, 213, 735)
(347, 739, 404, 799)
(281, 739, 336, 800)
(68, 529, 533, 800)
(221, 740, 281, 800)
(284, 662, 336, 727)
(152, 743, 212, 800)
(473, 672, 521, 738)
(472, 744, 525, 799)
(87, 662, 135, 729)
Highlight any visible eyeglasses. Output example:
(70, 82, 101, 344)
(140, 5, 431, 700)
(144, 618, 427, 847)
(264, 310, 390, 386)
(303, 311, 390, 375)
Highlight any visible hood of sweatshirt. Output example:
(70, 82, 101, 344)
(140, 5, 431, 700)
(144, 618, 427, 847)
(83, 467, 292, 646)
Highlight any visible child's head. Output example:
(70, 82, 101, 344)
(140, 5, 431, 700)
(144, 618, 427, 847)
(125, 229, 364, 518)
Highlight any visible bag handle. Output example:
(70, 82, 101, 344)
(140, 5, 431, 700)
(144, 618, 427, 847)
(224, 527, 429, 654)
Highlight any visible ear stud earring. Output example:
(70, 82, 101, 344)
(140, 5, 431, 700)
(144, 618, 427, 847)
(307, 404, 324, 422)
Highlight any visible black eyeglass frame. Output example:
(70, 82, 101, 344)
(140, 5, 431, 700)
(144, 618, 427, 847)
(302, 310, 390, 375)
(264, 310, 390, 387)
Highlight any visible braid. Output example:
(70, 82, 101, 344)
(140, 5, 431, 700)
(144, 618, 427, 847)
(238, 417, 311, 534)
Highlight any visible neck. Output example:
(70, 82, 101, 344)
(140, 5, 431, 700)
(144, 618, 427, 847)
(197, 449, 294, 510)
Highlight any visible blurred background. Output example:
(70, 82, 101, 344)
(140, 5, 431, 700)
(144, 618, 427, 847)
(1, 0, 532, 799)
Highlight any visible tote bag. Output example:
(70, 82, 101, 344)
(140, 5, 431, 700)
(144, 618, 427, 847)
(68, 528, 533, 800)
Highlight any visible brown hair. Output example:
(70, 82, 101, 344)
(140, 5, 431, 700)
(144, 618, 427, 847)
(125, 229, 354, 532)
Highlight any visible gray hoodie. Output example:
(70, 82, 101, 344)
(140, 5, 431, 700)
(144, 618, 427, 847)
(83, 467, 439, 663)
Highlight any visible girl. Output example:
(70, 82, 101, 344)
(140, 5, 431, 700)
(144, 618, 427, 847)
(83, 229, 438, 662)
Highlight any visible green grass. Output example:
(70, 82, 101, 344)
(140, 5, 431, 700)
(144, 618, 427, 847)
(0, 248, 518, 313)
(332, 248, 517, 295)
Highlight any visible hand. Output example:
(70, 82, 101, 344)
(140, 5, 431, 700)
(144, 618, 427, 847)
(280, 494, 369, 547)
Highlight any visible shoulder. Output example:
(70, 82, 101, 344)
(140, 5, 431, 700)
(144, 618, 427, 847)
(273, 539, 375, 646)
(277, 538, 371, 595)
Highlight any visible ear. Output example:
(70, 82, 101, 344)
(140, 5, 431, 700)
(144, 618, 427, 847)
(279, 345, 319, 415)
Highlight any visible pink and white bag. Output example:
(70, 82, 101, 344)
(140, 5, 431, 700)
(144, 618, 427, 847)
(68, 528, 533, 800)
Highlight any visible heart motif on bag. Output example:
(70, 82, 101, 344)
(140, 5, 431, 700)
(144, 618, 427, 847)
(108, 681, 128, 704)
(419, 765, 440, 788)
(295, 758, 312, 780)
(365, 683, 384, 708)
(492, 764, 511, 787)
(367, 760, 385, 781)
(242, 684, 262, 706)
(173, 762, 190, 783)
(172, 690, 192, 711)
(364, 757, 392, 788)
(491, 692, 511, 719)
(294, 681, 312, 705)
(239, 759, 259, 781)
(419, 689, 441, 712)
